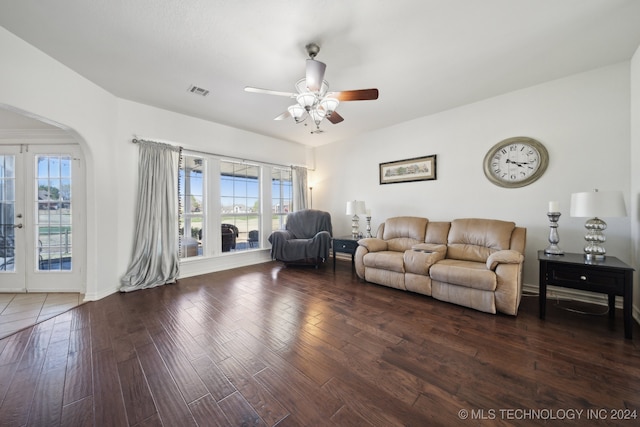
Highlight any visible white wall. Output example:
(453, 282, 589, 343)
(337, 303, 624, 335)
(631, 45, 640, 312)
(314, 63, 632, 290)
(0, 26, 118, 300)
(0, 27, 310, 299)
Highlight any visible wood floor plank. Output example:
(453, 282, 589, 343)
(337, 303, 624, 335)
(135, 342, 198, 426)
(217, 356, 289, 426)
(149, 328, 209, 404)
(330, 404, 375, 426)
(220, 330, 269, 376)
(27, 336, 70, 426)
(117, 356, 157, 425)
(190, 355, 236, 402)
(254, 366, 343, 424)
(0, 322, 53, 426)
(0, 328, 32, 367)
(255, 367, 324, 425)
(60, 396, 94, 427)
(0, 362, 19, 406)
(217, 391, 267, 426)
(187, 394, 230, 427)
(321, 373, 428, 426)
(92, 349, 128, 427)
(0, 259, 638, 426)
(63, 328, 93, 405)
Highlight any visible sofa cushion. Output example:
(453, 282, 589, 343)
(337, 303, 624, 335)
(429, 259, 497, 291)
(363, 251, 405, 273)
(446, 218, 516, 262)
(382, 217, 428, 252)
(425, 221, 451, 244)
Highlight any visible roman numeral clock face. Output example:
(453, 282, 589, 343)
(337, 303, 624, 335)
(483, 137, 549, 188)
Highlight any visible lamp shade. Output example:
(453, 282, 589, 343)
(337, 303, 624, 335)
(287, 104, 306, 123)
(319, 97, 339, 116)
(309, 108, 326, 126)
(296, 92, 316, 111)
(346, 200, 366, 215)
(570, 190, 627, 218)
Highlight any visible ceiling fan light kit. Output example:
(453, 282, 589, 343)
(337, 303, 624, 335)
(244, 43, 379, 133)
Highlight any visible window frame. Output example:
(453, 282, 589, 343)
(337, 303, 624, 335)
(179, 154, 206, 258)
(178, 150, 298, 261)
(219, 160, 261, 253)
(271, 167, 292, 232)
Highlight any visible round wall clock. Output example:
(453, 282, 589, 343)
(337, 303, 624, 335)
(483, 137, 549, 188)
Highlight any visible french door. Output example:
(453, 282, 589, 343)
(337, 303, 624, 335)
(0, 144, 84, 292)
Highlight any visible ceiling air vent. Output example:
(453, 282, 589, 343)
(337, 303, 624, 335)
(188, 85, 210, 97)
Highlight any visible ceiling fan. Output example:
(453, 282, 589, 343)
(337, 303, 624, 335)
(244, 43, 379, 134)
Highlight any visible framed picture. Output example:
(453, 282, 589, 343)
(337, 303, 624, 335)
(379, 154, 437, 185)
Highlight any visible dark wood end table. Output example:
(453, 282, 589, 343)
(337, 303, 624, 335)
(332, 236, 360, 271)
(537, 250, 634, 339)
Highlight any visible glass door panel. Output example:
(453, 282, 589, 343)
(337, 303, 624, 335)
(36, 155, 73, 271)
(0, 147, 25, 291)
(0, 155, 16, 271)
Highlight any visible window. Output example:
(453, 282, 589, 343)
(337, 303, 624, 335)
(179, 155, 204, 258)
(220, 161, 260, 252)
(272, 167, 292, 231)
(178, 153, 294, 259)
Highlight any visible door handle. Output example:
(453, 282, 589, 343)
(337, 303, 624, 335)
(14, 223, 23, 229)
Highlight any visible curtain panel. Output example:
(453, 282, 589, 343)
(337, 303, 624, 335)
(292, 166, 308, 211)
(120, 140, 182, 292)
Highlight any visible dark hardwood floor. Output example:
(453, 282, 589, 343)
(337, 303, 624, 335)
(0, 259, 639, 426)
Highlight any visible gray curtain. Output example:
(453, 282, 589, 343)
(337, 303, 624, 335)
(292, 166, 308, 211)
(120, 140, 181, 292)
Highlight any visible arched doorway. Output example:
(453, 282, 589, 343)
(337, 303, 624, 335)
(0, 107, 86, 293)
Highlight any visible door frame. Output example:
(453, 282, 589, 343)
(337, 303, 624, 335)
(0, 143, 85, 293)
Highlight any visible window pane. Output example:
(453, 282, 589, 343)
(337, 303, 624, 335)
(179, 155, 205, 258)
(271, 167, 292, 231)
(35, 155, 72, 271)
(220, 161, 260, 252)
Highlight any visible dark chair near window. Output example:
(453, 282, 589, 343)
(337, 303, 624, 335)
(221, 223, 239, 252)
(268, 209, 332, 267)
(248, 230, 259, 248)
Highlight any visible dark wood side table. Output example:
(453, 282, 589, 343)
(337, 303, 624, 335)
(538, 250, 634, 339)
(332, 236, 360, 271)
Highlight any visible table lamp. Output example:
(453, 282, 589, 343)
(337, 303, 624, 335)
(346, 200, 366, 238)
(569, 189, 627, 261)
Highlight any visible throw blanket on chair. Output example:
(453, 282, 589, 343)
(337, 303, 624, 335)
(268, 209, 333, 263)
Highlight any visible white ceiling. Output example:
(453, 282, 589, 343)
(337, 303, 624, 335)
(2, 0, 640, 147)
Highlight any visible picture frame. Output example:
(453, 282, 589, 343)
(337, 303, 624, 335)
(379, 154, 437, 185)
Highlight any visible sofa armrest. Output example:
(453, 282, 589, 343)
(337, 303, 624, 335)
(404, 248, 446, 275)
(486, 250, 524, 270)
(312, 230, 332, 241)
(268, 230, 294, 244)
(357, 237, 388, 252)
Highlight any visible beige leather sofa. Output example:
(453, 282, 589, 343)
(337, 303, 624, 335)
(355, 217, 526, 315)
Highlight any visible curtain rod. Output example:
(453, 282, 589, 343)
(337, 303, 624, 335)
(132, 137, 311, 170)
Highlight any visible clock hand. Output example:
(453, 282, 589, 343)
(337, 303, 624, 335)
(506, 159, 531, 167)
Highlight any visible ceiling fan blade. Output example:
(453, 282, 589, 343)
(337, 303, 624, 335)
(306, 59, 326, 92)
(331, 88, 379, 101)
(244, 86, 296, 98)
(327, 111, 344, 124)
(274, 111, 291, 120)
